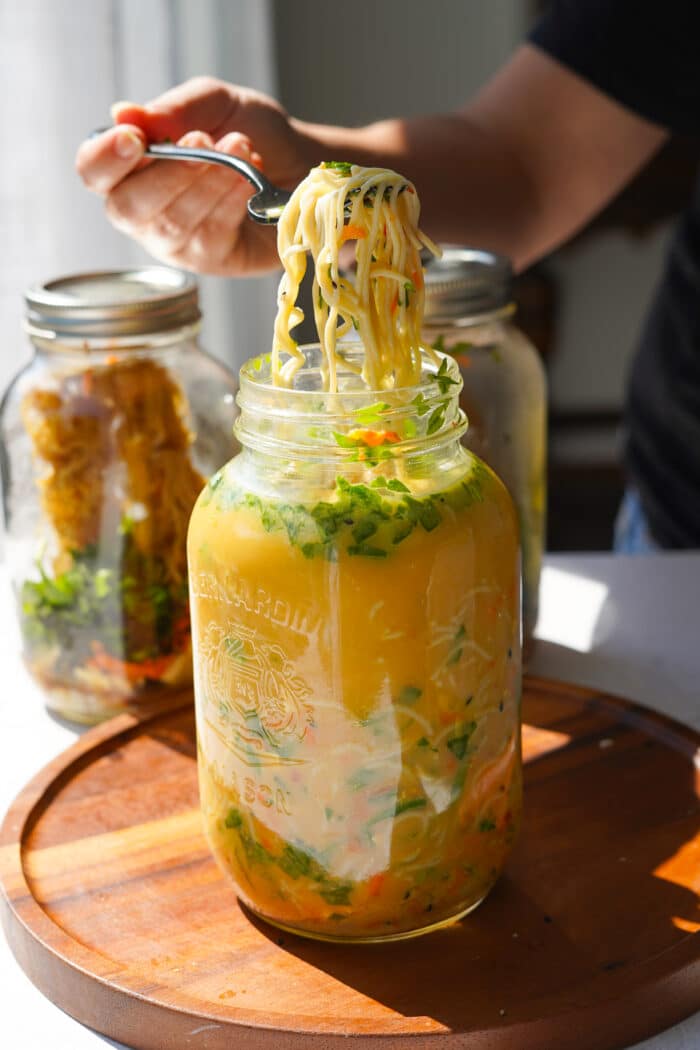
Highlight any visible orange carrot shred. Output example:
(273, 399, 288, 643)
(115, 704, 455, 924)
(368, 873, 385, 896)
(340, 224, 368, 244)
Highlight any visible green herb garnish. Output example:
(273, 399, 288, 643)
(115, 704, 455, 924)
(398, 685, 422, 704)
(20, 537, 187, 671)
(426, 402, 448, 435)
(395, 797, 427, 816)
(322, 160, 353, 176)
(446, 720, 477, 760)
(213, 468, 488, 561)
(353, 401, 391, 426)
(432, 335, 474, 358)
(224, 810, 354, 906)
(430, 357, 460, 396)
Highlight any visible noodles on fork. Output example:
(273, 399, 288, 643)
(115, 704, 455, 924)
(272, 162, 440, 392)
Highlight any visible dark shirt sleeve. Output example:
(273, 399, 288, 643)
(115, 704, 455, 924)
(530, 0, 700, 137)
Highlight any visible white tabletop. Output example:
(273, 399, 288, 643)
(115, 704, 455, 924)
(1, 553, 699, 1050)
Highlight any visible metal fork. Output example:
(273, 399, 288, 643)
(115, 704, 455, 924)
(92, 130, 291, 224)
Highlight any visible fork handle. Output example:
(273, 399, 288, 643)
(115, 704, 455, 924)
(143, 141, 270, 195)
(90, 127, 271, 195)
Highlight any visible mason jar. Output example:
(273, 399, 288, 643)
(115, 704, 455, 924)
(422, 248, 547, 642)
(0, 267, 238, 724)
(188, 344, 522, 942)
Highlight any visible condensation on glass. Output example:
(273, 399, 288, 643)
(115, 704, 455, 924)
(188, 345, 522, 942)
(0, 267, 238, 724)
(422, 248, 547, 642)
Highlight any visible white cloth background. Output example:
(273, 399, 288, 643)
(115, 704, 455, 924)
(0, 0, 279, 396)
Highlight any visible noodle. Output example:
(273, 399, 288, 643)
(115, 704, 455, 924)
(19, 356, 205, 705)
(272, 162, 440, 392)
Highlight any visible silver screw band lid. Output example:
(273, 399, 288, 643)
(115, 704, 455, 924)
(25, 267, 201, 339)
(423, 247, 513, 323)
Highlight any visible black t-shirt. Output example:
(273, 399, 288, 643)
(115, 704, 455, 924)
(530, 0, 700, 547)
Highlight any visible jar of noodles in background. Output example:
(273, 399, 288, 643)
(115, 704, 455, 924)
(422, 248, 547, 643)
(188, 344, 521, 942)
(0, 267, 238, 724)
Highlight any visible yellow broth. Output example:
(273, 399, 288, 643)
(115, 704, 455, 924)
(188, 456, 521, 939)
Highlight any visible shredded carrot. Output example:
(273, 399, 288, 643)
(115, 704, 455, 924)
(340, 224, 368, 244)
(390, 291, 399, 314)
(88, 641, 177, 684)
(257, 826, 277, 853)
(368, 872, 385, 897)
(411, 268, 424, 290)
(347, 428, 400, 447)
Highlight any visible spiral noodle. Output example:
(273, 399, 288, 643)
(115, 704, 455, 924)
(272, 162, 440, 391)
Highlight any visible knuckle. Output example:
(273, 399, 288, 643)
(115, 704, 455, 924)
(185, 75, 226, 99)
(182, 220, 221, 266)
(179, 131, 212, 148)
(147, 210, 188, 248)
(188, 228, 219, 263)
(216, 131, 251, 155)
(104, 193, 133, 229)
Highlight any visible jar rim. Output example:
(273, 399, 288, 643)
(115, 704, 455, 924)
(235, 343, 467, 459)
(239, 342, 453, 399)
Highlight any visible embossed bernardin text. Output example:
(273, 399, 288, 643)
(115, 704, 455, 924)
(191, 569, 321, 637)
(198, 620, 314, 769)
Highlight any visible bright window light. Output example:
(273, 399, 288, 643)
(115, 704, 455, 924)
(535, 566, 610, 653)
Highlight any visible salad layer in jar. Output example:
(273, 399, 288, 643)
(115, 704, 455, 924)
(18, 354, 204, 722)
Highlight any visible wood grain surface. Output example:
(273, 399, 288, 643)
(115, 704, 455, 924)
(1, 676, 698, 1050)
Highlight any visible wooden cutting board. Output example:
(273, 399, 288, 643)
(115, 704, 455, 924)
(1, 676, 698, 1050)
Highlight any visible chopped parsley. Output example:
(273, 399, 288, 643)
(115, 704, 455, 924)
(399, 685, 422, 704)
(353, 401, 391, 426)
(224, 808, 354, 905)
(446, 720, 477, 761)
(395, 796, 428, 816)
(20, 536, 189, 671)
(208, 467, 489, 561)
(432, 334, 474, 358)
(321, 160, 354, 176)
(430, 357, 461, 396)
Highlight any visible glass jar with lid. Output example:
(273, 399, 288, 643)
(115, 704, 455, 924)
(0, 267, 238, 724)
(188, 344, 521, 942)
(422, 248, 547, 642)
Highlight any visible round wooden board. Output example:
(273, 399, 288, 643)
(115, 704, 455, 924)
(1, 676, 699, 1050)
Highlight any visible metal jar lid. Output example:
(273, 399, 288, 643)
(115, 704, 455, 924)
(25, 266, 201, 340)
(423, 247, 513, 323)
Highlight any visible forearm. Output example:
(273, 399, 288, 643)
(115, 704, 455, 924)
(292, 45, 668, 273)
(294, 113, 541, 271)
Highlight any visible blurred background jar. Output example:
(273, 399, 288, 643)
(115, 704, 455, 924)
(0, 267, 238, 725)
(422, 248, 547, 644)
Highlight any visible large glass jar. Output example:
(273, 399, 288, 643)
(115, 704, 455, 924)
(423, 248, 547, 642)
(0, 267, 238, 724)
(188, 345, 522, 942)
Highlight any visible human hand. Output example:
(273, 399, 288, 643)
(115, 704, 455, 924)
(76, 77, 315, 276)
